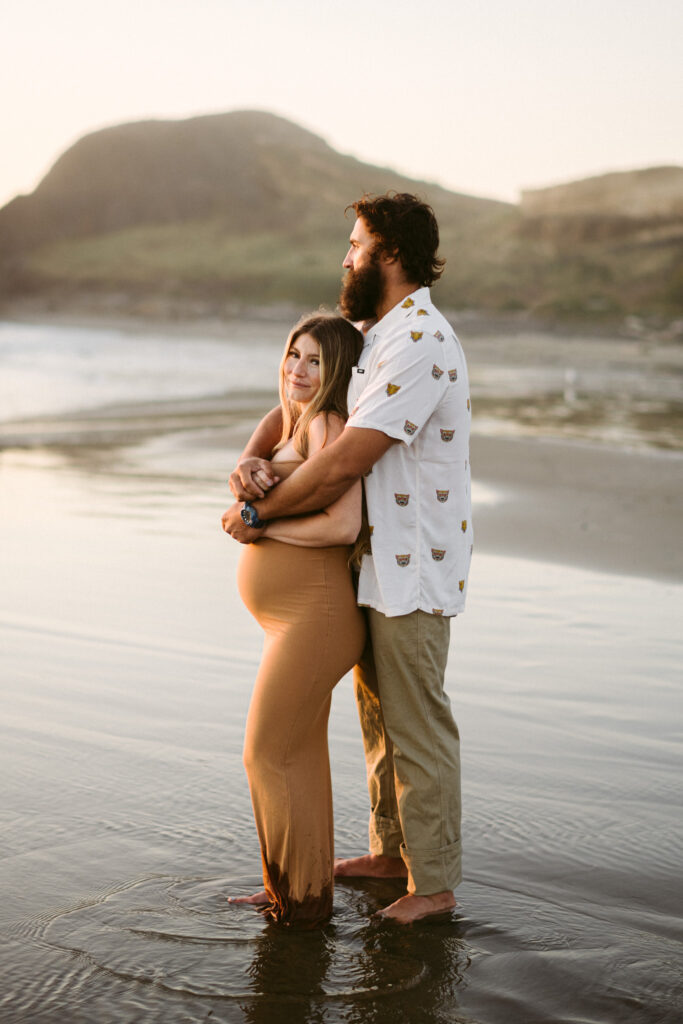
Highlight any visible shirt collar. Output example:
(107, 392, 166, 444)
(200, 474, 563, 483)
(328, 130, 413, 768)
(374, 287, 432, 336)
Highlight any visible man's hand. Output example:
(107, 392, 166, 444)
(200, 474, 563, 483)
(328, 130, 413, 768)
(221, 502, 258, 544)
(229, 458, 280, 500)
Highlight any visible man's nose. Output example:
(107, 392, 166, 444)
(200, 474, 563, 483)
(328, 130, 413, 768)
(342, 247, 353, 269)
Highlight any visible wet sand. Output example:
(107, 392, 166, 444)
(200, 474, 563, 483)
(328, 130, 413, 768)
(1, 422, 682, 1023)
(3, 390, 680, 584)
(1, 318, 682, 1022)
(471, 433, 683, 581)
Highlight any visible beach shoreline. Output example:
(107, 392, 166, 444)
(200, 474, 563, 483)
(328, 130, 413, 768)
(2, 397, 681, 584)
(1, 322, 682, 1024)
(1, 307, 681, 587)
(3, 297, 683, 343)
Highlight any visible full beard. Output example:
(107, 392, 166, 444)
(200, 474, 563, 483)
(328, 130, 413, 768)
(339, 256, 384, 323)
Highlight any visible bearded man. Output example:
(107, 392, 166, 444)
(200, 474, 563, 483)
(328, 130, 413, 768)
(223, 193, 473, 923)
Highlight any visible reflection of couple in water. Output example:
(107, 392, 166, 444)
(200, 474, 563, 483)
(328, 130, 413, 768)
(222, 192, 473, 926)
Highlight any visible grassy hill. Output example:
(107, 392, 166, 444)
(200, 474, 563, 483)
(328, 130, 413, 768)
(1, 111, 681, 320)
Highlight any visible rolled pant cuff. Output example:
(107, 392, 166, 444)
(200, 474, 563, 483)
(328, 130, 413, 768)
(401, 839, 462, 895)
(368, 815, 403, 859)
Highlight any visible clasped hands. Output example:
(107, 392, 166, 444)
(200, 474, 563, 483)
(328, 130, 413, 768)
(221, 457, 280, 543)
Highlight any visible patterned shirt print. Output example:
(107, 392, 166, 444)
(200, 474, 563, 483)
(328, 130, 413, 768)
(347, 287, 473, 617)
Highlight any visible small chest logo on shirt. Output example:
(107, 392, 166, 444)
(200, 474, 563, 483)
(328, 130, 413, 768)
(395, 554, 411, 567)
(394, 493, 410, 507)
(440, 428, 455, 442)
(436, 489, 449, 502)
(410, 331, 423, 342)
(448, 368, 458, 382)
(402, 298, 415, 308)
(386, 382, 401, 396)
(434, 330, 445, 342)
(432, 364, 444, 380)
(404, 420, 418, 435)
(431, 548, 446, 561)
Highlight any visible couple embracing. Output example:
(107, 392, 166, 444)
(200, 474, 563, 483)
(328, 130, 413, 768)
(222, 192, 473, 927)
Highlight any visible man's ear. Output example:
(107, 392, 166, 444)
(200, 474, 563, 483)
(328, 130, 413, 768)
(380, 248, 400, 266)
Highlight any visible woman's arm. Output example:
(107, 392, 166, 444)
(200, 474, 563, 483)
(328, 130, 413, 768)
(260, 413, 361, 547)
(229, 406, 283, 499)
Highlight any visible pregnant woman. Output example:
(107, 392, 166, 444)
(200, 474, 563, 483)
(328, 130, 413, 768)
(229, 313, 366, 927)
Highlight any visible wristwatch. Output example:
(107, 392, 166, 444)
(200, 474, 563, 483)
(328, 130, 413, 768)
(240, 501, 266, 529)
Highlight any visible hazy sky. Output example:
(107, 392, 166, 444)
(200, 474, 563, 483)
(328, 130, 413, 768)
(2, 0, 681, 209)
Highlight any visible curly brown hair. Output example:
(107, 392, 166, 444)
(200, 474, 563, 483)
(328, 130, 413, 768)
(349, 192, 445, 287)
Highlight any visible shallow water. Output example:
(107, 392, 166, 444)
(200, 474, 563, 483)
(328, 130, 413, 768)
(1, 443, 682, 1023)
(1, 319, 682, 452)
(0, 320, 285, 422)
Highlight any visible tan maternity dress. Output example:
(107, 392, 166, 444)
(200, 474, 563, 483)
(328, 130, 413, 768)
(237, 460, 365, 926)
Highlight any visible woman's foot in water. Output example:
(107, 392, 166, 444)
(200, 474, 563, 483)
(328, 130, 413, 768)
(228, 890, 270, 906)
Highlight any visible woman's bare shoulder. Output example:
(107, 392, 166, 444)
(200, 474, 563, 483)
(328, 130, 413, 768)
(308, 411, 346, 450)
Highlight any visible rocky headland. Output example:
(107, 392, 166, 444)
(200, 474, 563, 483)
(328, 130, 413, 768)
(1, 111, 681, 326)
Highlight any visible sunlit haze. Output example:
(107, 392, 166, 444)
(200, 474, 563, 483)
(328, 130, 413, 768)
(2, 0, 682, 209)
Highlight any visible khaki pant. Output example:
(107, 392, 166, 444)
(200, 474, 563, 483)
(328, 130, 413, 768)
(354, 608, 462, 894)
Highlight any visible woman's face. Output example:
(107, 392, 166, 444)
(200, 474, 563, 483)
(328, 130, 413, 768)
(284, 333, 322, 406)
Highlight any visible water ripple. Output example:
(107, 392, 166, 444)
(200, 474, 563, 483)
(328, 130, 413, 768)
(37, 875, 444, 1004)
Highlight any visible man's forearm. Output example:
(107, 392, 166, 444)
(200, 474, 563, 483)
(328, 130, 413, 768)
(256, 444, 355, 519)
(254, 426, 395, 521)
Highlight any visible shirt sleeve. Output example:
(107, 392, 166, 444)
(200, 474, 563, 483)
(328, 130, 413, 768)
(347, 331, 448, 445)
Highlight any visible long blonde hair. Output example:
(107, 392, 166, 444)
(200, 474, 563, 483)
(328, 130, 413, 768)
(275, 313, 364, 458)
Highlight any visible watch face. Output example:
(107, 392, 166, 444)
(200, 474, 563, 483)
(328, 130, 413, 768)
(241, 503, 263, 528)
(240, 501, 262, 528)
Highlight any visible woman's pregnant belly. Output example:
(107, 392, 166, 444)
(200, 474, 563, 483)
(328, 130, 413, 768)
(237, 539, 358, 631)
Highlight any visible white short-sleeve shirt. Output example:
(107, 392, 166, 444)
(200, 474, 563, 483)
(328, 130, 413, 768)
(347, 287, 473, 618)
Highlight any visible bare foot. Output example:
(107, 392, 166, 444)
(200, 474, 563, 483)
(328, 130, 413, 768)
(375, 891, 456, 923)
(227, 890, 269, 906)
(334, 854, 408, 879)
